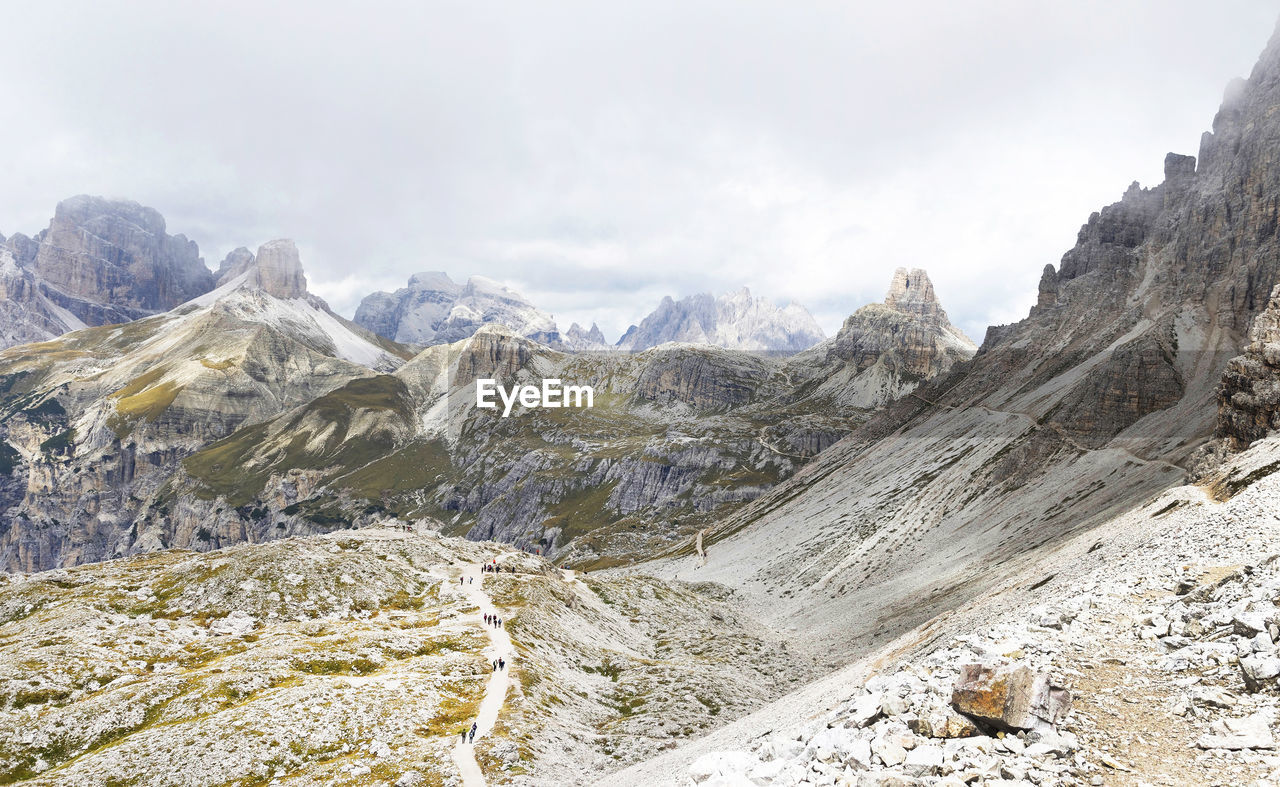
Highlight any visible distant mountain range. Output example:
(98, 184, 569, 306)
(352, 271, 561, 347)
(354, 273, 832, 354)
(0, 197, 840, 358)
(615, 288, 825, 352)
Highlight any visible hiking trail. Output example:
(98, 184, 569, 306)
(450, 563, 515, 787)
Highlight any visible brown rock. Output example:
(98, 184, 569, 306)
(951, 663, 1071, 732)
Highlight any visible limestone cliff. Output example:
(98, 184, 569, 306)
(1218, 283, 1280, 448)
(0, 196, 216, 349)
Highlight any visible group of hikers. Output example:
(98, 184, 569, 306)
(457, 560, 514, 750)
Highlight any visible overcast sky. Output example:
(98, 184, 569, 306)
(1, 2, 1277, 343)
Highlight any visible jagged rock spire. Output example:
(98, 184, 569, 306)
(215, 240, 308, 299)
(884, 267, 958, 331)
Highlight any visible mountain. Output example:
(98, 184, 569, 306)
(161, 268, 966, 567)
(0, 196, 215, 349)
(560, 321, 611, 352)
(8, 20, 1280, 787)
(0, 239, 410, 571)
(615, 288, 825, 353)
(353, 271, 560, 347)
(0, 262, 967, 572)
(644, 18, 1280, 665)
(782, 267, 977, 409)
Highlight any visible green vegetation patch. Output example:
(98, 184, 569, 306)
(109, 366, 182, 424)
(0, 441, 18, 476)
(336, 440, 452, 498)
(537, 480, 620, 544)
(184, 375, 415, 506)
(39, 428, 75, 457)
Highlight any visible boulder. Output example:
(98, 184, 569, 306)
(847, 692, 885, 727)
(1196, 713, 1275, 750)
(210, 610, 257, 637)
(903, 744, 943, 776)
(950, 663, 1071, 731)
(1240, 654, 1280, 693)
(871, 735, 907, 767)
(689, 752, 760, 784)
(908, 705, 980, 739)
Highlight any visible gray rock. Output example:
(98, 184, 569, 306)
(1241, 654, 1280, 692)
(1196, 713, 1276, 750)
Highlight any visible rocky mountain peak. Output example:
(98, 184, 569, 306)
(32, 194, 214, 315)
(562, 321, 611, 352)
(214, 240, 308, 299)
(0, 195, 216, 349)
(616, 289, 825, 353)
(819, 268, 976, 400)
(215, 247, 256, 285)
(884, 267, 947, 324)
(407, 271, 462, 295)
(249, 240, 308, 299)
(354, 270, 557, 347)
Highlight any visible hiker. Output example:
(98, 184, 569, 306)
(460, 729, 467, 743)
(499, 657, 505, 670)
(469, 722, 477, 743)
(492, 659, 498, 671)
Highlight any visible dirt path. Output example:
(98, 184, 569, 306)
(450, 563, 516, 787)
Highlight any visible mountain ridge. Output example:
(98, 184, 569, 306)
(615, 287, 826, 353)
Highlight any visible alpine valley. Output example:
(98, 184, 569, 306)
(5, 19, 1280, 787)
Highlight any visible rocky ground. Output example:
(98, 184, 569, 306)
(602, 434, 1280, 786)
(0, 526, 817, 786)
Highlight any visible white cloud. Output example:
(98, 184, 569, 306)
(0, 0, 1275, 343)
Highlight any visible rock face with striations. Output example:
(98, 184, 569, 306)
(0, 196, 215, 349)
(776, 268, 976, 409)
(616, 288, 825, 353)
(354, 271, 559, 347)
(239, 239, 308, 298)
(1217, 284, 1280, 448)
(31, 195, 213, 319)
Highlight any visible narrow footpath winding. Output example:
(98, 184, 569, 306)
(450, 563, 515, 787)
